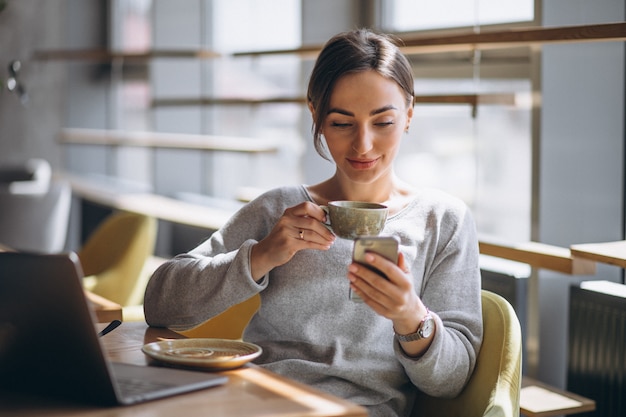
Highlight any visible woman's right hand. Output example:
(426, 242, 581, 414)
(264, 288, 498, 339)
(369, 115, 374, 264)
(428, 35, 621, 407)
(250, 201, 336, 280)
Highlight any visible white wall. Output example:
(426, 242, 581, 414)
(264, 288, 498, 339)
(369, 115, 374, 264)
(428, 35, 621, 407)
(0, 0, 68, 169)
(538, 0, 625, 387)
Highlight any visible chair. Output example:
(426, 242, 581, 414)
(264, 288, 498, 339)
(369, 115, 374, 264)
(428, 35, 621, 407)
(411, 290, 522, 417)
(0, 180, 71, 253)
(0, 157, 51, 195)
(79, 211, 157, 310)
(176, 293, 261, 340)
(0, 158, 70, 253)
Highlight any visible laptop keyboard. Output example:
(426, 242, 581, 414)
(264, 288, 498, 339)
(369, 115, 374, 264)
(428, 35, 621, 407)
(117, 377, 174, 397)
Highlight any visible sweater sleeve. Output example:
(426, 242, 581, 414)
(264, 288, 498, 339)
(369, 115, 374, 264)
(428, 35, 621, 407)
(396, 203, 483, 398)
(143, 191, 284, 330)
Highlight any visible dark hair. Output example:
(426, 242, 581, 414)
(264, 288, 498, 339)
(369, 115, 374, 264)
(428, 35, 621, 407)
(307, 28, 415, 160)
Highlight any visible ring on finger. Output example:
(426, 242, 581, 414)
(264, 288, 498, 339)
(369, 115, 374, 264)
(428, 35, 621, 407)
(299, 229, 304, 240)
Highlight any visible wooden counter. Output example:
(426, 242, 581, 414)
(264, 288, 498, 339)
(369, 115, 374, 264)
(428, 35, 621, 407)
(521, 376, 596, 417)
(570, 240, 626, 269)
(479, 235, 596, 275)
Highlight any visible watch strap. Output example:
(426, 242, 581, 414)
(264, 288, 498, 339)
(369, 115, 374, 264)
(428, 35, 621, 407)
(394, 309, 433, 342)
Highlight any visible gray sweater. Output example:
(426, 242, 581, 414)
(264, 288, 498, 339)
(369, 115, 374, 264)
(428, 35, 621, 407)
(144, 185, 483, 417)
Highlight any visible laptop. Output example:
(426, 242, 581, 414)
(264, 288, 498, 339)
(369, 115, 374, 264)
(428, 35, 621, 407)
(0, 251, 227, 406)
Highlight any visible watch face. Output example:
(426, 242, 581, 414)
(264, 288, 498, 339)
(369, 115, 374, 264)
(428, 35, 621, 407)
(419, 317, 435, 338)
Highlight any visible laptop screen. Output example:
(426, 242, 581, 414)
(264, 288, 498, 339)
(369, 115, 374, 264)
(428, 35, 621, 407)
(0, 251, 227, 406)
(0, 252, 119, 403)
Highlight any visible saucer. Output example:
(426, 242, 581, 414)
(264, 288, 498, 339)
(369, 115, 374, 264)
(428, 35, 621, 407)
(142, 338, 262, 371)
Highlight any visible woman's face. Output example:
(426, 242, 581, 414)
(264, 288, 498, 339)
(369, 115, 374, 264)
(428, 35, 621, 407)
(320, 70, 413, 187)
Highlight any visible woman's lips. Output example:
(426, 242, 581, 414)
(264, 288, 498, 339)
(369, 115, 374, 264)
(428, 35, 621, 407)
(347, 157, 379, 170)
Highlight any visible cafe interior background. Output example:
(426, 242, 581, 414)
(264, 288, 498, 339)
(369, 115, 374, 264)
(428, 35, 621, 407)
(0, 0, 624, 413)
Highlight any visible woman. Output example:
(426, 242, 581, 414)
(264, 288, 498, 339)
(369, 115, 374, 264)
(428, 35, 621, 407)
(144, 28, 482, 417)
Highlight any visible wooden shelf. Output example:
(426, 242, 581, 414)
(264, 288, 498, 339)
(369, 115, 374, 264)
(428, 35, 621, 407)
(400, 21, 626, 54)
(152, 96, 307, 107)
(570, 240, 626, 269)
(234, 22, 626, 57)
(233, 22, 626, 56)
(151, 93, 517, 108)
(61, 173, 234, 231)
(59, 128, 280, 154)
(33, 48, 220, 61)
(479, 235, 596, 275)
(34, 23, 626, 63)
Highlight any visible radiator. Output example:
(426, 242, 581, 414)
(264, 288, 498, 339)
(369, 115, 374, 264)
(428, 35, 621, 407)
(568, 281, 626, 417)
(480, 255, 529, 373)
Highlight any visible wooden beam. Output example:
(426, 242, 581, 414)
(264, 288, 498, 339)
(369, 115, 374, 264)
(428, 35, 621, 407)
(33, 23, 626, 63)
(400, 21, 626, 54)
(479, 236, 596, 275)
(570, 240, 626, 269)
(59, 128, 279, 154)
(60, 173, 234, 231)
(233, 22, 626, 57)
(32, 48, 220, 61)
(151, 93, 516, 108)
(152, 96, 307, 107)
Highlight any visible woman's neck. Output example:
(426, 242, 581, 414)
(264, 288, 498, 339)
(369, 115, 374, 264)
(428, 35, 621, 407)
(308, 173, 416, 213)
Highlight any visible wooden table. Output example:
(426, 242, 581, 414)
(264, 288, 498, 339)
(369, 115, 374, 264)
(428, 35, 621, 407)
(521, 377, 596, 417)
(86, 290, 123, 323)
(0, 321, 368, 417)
(570, 240, 626, 269)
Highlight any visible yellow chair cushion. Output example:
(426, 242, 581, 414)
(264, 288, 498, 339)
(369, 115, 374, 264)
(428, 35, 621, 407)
(79, 211, 157, 307)
(412, 290, 522, 417)
(176, 294, 261, 340)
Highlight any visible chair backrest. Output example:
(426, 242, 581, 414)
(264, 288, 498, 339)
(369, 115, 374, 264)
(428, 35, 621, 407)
(0, 180, 71, 253)
(0, 157, 51, 195)
(176, 293, 261, 340)
(78, 211, 157, 307)
(411, 290, 522, 417)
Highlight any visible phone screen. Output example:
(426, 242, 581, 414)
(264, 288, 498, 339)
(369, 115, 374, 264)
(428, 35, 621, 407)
(350, 236, 399, 301)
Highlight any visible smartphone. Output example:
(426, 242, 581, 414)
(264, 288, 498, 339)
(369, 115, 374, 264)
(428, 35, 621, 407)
(350, 236, 400, 302)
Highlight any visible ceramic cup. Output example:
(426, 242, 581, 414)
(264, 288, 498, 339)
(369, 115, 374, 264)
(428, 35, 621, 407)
(321, 201, 388, 240)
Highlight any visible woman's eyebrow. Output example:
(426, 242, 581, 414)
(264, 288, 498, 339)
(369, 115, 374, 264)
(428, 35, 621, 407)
(371, 105, 397, 115)
(327, 107, 353, 116)
(327, 104, 398, 117)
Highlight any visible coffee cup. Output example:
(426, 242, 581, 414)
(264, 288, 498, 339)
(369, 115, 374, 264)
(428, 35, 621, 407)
(321, 201, 388, 240)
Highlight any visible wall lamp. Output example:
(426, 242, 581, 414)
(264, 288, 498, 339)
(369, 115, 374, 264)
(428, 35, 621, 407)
(5, 60, 28, 106)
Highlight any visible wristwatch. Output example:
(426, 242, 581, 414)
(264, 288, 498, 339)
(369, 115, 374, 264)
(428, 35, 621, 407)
(394, 310, 435, 342)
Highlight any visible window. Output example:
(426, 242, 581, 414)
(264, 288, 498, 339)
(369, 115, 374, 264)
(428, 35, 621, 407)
(92, 1, 534, 241)
(206, 0, 304, 197)
(382, 0, 534, 32)
(212, 0, 300, 53)
(382, 0, 535, 241)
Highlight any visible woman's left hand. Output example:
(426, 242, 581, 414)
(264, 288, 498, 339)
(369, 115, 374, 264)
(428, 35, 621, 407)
(348, 252, 423, 321)
(348, 252, 433, 356)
